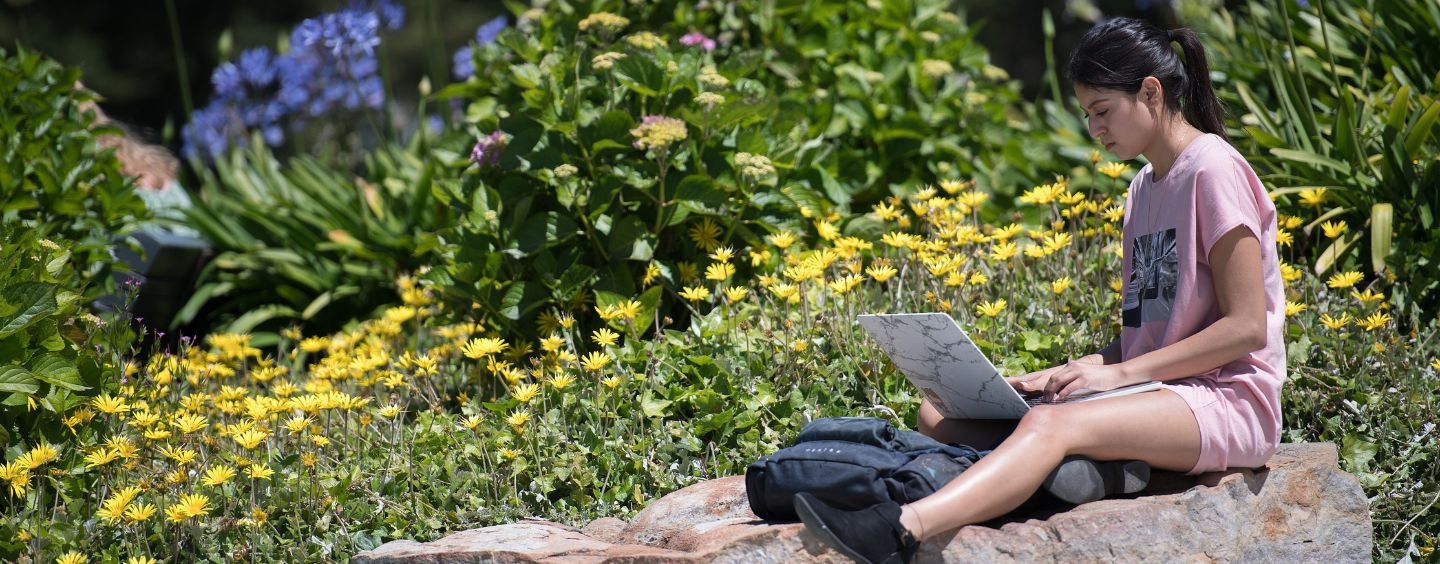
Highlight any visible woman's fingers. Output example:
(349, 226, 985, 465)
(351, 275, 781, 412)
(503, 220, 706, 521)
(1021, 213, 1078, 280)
(1043, 363, 1085, 401)
(1007, 365, 1058, 392)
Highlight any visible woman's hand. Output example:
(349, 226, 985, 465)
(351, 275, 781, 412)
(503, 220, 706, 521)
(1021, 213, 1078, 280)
(1006, 354, 1114, 400)
(1041, 360, 1136, 402)
(1006, 365, 1061, 395)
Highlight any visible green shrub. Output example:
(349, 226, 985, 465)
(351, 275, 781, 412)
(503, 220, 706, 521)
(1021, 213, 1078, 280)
(1193, 0, 1440, 319)
(0, 46, 146, 453)
(430, 0, 1079, 340)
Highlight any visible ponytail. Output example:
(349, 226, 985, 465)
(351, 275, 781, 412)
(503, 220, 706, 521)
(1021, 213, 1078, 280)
(1068, 18, 1227, 140)
(1169, 28, 1227, 139)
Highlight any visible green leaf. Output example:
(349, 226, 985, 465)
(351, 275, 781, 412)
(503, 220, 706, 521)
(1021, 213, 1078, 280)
(223, 304, 300, 335)
(514, 212, 578, 255)
(672, 175, 726, 207)
(0, 283, 57, 339)
(1340, 433, 1378, 474)
(606, 215, 651, 261)
(1369, 203, 1394, 275)
(1403, 100, 1440, 159)
(301, 286, 360, 320)
(498, 281, 546, 321)
(0, 365, 40, 395)
(30, 353, 85, 391)
(1385, 84, 1411, 130)
(640, 390, 672, 418)
(613, 56, 665, 98)
(581, 111, 636, 156)
(1270, 148, 1351, 175)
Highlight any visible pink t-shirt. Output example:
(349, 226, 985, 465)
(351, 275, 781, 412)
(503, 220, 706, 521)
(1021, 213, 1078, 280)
(1120, 133, 1286, 473)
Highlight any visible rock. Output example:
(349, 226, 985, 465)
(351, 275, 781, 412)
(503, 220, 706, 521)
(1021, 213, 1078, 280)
(355, 443, 1371, 563)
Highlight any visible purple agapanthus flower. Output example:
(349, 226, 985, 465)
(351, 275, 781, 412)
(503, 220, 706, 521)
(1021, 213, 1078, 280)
(476, 15, 507, 44)
(452, 15, 508, 79)
(182, 0, 405, 160)
(679, 31, 716, 51)
(470, 130, 507, 167)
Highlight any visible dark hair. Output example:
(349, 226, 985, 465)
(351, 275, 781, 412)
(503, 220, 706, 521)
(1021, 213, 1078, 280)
(1067, 17, 1226, 139)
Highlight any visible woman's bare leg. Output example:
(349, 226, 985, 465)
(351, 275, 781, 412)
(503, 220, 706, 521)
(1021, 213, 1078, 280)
(900, 390, 1202, 540)
(916, 398, 1017, 449)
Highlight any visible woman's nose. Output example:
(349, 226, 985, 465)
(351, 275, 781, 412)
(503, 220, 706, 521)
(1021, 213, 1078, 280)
(1087, 119, 1103, 139)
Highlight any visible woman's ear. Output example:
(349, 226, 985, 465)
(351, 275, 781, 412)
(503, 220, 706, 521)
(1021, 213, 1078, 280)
(1140, 76, 1164, 108)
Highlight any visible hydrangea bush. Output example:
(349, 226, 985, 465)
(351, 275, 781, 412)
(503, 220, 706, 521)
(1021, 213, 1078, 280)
(0, 47, 146, 459)
(428, 0, 1076, 341)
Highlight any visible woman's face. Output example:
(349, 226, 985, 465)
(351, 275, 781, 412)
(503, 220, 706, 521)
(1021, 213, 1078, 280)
(1074, 81, 1161, 161)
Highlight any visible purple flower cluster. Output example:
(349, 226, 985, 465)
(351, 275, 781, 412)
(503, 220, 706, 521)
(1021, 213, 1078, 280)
(452, 15, 509, 80)
(470, 130, 507, 167)
(182, 0, 405, 160)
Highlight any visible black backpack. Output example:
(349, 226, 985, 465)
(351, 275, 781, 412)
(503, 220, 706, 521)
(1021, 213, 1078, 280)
(745, 416, 985, 521)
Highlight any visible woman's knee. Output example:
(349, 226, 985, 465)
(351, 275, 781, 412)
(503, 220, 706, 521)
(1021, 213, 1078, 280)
(917, 398, 945, 437)
(1011, 405, 1081, 449)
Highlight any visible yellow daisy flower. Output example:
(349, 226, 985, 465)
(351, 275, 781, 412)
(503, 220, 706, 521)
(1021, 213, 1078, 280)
(201, 465, 237, 487)
(680, 286, 711, 301)
(1358, 311, 1392, 331)
(512, 383, 541, 403)
(460, 337, 509, 359)
(581, 351, 612, 372)
(587, 328, 617, 348)
(705, 262, 736, 281)
(548, 373, 576, 390)
(688, 218, 722, 252)
(1297, 187, 1328, 207)
(56, 551, 87, 564)
(1320, 312, 1352, 330)
(767, 230, 798, 249)
(866, 264, 898, 282)
(723, 286, 750, 302)
(124, 502, 157, 524)
(976, 299, 1007, 318)
(1326, 271, 1363, 289)
(1350, 288, 1384, 303)
(166, 493, 212, 522)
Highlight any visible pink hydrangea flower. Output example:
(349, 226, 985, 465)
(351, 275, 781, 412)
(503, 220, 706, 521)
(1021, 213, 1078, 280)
(679, 31, 716, 52)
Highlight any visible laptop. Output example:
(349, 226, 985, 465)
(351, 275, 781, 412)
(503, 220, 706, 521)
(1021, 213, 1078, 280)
(856, 312, 1161, 420)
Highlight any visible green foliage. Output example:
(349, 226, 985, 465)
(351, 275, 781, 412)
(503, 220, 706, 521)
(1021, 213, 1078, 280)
(6, 165, 1434, 561)
(429, 0, 1074, 340)
(179, 135, 458, 343)
(0, 46, 144, 450)
(1196, 0, 1440, 318)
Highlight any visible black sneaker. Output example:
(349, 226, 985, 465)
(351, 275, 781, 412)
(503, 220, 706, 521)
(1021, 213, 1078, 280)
(793, 492, 919, 564)
(1041, 455, 1150, 505)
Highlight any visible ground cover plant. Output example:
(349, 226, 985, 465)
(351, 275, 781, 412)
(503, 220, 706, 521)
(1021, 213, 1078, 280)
(3, 155, 1436, 561)
(1, 0, 1436, 562)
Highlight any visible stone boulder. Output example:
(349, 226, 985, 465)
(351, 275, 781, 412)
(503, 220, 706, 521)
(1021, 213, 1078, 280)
(355, 442, 1371, 563)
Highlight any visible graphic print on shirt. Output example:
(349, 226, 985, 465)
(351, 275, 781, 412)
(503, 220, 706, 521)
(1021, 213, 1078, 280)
(1123, 228, 1177, 328)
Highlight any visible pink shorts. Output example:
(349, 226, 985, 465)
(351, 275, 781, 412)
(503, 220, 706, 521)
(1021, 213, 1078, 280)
(1162, 377, 1280, 474)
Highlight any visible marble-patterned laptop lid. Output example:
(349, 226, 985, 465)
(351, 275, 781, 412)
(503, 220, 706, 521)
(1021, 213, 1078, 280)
(857, 312, 1030, 420)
